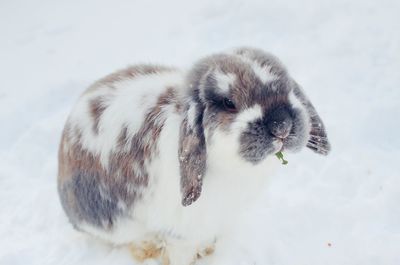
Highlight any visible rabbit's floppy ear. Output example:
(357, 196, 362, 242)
(291, 81, 331, 155)
(178, 100, 207, 206)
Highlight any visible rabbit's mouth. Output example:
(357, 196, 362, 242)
(274, 139, 284, 153)
(238, 136, 285, 164)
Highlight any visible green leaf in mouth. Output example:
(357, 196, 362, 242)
(275, 151, 288, 165)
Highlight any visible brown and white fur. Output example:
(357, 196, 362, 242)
(58, 47, 330, 265)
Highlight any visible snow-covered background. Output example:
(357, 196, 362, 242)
(1, 0, 399, 264)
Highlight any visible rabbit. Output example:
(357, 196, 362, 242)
(58, 47, 330, 265)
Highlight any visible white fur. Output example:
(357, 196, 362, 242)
(214, 70, 236, 93)
(232, 104, 263, 130)
(251, 63, 277, 84)
(235, 54, 278, 84)
(288, 89, 304, 110)
(187, 102, 197, 128)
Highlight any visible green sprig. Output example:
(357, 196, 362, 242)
(275, 151, 288, 165)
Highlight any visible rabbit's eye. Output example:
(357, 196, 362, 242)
(223, 98, 237, 112)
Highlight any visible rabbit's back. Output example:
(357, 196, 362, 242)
(57, 65, 184, 233)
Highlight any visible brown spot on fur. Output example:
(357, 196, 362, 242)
(196, 245, 215, 259)
(85, 64, 176, 94)
(117, 125, 129, 148)
(89, 96, 108, 134)
(129, 241, 163, 262)
(159, 87, 180, 106)
(58, 126, 70, 182)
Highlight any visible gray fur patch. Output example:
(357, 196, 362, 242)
(89, 96, 109, 134)
(58, 86, 181, 230)
(178, 103, 206, 207)
(291, 80, 331, 155)
(60, 171, 122, 229)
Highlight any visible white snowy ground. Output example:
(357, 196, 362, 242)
(1, 0, 399, 264)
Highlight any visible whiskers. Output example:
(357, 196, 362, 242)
(307, 134, 330, 155)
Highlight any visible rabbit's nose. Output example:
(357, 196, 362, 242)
(269, 120, 292, 139)
(266, 108, 293, 139)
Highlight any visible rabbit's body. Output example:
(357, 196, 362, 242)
(58, 64, 275, 259)
(58, 48, 330, 265)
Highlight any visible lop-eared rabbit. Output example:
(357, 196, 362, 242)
(58, 47, 330, 265)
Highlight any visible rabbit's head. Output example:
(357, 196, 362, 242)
(179, 47, 330, 206)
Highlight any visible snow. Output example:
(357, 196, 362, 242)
(1, 0, 399, 264)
